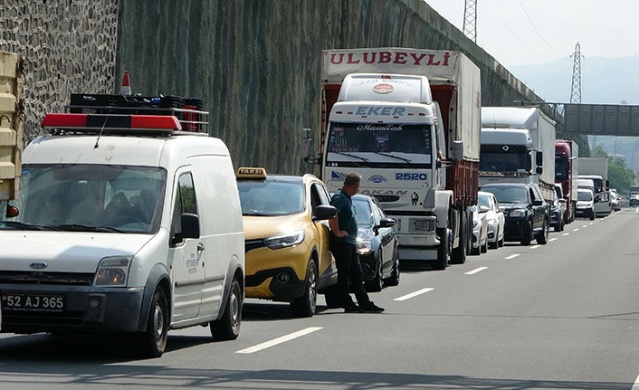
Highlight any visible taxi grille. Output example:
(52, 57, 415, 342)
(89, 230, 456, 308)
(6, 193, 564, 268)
(0, 271, 94, 286)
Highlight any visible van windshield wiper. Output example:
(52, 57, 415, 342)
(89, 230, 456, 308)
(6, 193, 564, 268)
(48, 224, 125, 233)
(0, 221, 48, 230)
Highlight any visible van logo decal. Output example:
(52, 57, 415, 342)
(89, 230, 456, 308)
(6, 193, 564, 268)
(331, 171, 347, 181)
(29, 262, 48, 270)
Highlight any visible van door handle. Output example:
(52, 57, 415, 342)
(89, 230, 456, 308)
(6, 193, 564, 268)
(197, 243, 205, 252)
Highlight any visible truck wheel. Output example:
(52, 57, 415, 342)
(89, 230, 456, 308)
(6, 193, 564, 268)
(433, 227, 449, 270)
(520, 221, 532, 246)
(210, 276, 242, 341)
(450, 211, 467, 264)
(137, 287, 169, 358)
(291, 260, 317, 317)
(589, 210, 595, 220)
(536, 219, 549, 245)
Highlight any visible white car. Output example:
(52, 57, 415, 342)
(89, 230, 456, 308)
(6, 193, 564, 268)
(478, 191, 505, 249)
(470, 204, 488, 255)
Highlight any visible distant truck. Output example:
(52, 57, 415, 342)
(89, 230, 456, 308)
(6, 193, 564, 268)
(479, 106, 556, 203)
(577, 157, 609, 193)
(306, 48, 482, 270)
(555, 139, 579, 223)
(0, 51, 24, 201)
(577, 157, 611, 217)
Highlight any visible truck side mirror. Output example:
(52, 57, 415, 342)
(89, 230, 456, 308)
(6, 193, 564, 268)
(536, 166, 543, 174)
(536, 151, 543, 166)
(526, 151, 532, 172)
(302, 128, 319, 164)
(451, 141, 464, 161)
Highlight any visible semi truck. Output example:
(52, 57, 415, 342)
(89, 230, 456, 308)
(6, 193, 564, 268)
(305, 48, 481, 270)
(479, 106, 556, 202)
(555, 139, 579, 223)
(0, 51, 24, 201)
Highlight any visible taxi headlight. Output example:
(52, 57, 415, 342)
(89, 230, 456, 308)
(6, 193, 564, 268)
(95, 256, 132, 286)
(509, 209, 526, 218)
(264, 230, 305, 250)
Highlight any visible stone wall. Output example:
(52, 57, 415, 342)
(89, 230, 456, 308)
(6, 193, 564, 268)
(1, 0, 553, 175)
(0, 0, 119, 140)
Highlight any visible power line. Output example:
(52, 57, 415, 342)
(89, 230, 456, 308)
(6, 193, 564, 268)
(517, 0, 562, 58)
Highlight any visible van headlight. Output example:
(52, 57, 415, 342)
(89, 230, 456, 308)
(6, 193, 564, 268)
(95, 256, 132, 286)
(264, 230, 305, 249)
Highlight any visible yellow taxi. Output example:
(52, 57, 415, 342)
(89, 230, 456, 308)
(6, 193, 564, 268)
(236, 167, 339, 317)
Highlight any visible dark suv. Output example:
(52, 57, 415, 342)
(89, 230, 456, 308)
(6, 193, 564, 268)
(479, 182, 550, 246)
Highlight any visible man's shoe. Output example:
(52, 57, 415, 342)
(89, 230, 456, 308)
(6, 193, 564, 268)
(344, 304, 363, 313)
(361, 302, 384, 313)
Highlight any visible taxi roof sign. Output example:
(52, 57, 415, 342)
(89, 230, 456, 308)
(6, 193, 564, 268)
(237, 167, 267, 179)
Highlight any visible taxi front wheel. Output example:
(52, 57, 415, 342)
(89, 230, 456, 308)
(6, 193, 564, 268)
(291, 259, 318, 318)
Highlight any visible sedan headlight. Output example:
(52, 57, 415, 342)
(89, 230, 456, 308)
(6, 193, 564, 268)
(95, 256, 132, 286)
(509, 208, 526, 218)
(356, 229, 374, 255)
(264, 230, 305, 250)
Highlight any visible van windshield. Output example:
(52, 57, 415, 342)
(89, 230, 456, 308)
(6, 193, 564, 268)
(0, 164, 166, 233)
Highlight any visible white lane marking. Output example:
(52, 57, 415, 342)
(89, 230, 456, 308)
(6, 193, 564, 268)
(562, 232, 570, 236)
(465, 267, 487, 275)
(582, 225, 588, 228)
(573, 228, 580, 232)
(549, 237, 558, 242)
(236, 327, 322, 354)
(394, 288, 434, 301)
(505, 254, 520, 260)
(530, 245, 541, 249)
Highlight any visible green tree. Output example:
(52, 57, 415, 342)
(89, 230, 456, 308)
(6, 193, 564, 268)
(608, 156, 636, 194)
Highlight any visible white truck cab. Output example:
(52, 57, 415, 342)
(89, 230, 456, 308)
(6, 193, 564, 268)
(0, 106, 244, 358)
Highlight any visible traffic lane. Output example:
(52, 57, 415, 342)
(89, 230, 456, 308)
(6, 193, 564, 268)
(382, 210, 639, 384)
(1, 211, 638, 389)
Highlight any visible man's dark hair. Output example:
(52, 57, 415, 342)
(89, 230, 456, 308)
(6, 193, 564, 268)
(344, 172, 361, 187)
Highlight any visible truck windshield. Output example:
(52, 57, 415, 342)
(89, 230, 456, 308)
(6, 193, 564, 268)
(555, 158, 569, 181)
(326, 123, 432, 164)
(0, 164, 166, 234)
(480, 144, 528, 172)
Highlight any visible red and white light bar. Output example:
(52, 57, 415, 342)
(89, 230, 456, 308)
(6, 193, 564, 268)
(41, 113, 182, 133)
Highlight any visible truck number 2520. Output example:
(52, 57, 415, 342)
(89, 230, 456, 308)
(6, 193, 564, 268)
(396, 173, 427, 181)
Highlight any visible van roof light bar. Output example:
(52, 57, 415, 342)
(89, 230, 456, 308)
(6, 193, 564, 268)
(41, 113, 182, 135)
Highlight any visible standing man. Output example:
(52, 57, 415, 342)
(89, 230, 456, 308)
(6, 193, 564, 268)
(329, 172, 384, 313)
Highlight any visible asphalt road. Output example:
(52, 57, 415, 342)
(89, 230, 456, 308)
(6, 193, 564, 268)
(2, 209, 639, 389)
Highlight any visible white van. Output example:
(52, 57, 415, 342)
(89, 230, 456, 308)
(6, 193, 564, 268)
(0, 110, 244, 358)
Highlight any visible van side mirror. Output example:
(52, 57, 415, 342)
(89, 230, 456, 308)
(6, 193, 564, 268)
(181, 213, 200, 239)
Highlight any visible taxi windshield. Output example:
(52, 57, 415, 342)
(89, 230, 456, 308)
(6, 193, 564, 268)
(238, 179, 305, 216)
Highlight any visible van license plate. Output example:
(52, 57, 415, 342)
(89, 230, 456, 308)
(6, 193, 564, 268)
(1, 293, 66, 312)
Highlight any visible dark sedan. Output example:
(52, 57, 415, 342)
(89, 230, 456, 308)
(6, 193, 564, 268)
(480, 182, 550, 246)
(352, 194, 400, 292)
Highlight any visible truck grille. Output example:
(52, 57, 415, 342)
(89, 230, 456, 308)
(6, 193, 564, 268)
(0, 271, 94, 286)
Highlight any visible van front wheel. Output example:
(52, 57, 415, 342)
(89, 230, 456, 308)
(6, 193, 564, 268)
(137, 287, 169, 358)
(210, 277, 242, 341)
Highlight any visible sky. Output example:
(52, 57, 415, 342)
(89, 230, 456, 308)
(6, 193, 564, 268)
(424, 0, 639, 68)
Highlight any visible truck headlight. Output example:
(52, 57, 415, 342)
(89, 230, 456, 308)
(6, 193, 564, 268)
(95, 256, 132, 286)
(509, 209, 526, 218)
(264, 230, 305, 249)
